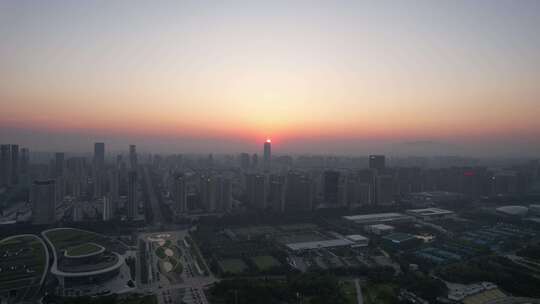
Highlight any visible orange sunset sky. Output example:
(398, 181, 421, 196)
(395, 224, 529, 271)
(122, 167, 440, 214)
(1, 1, 539, 155)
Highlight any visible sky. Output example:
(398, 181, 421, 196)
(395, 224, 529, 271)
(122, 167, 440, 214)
(1, 0, 539, 156)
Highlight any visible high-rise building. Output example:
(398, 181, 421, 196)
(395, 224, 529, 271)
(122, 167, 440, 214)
(93, 168, 104, 198)
(94, 142, 105, 171)
(221, 178, 232, 211)
(253, 174, 266, 209)
(369, 155, 386, 171)
(66, 157, 85, 198)
(10, 144, 19, 185)
(0, 145, 11, 187)
(55, 176, 65, 202)
(323, 170, 340, 205)
(103, 196, 115, 221)
(245, 173, 267, 209)
(93, 143, 105, 199)
(240, 153, 250, 170)
(109, 170, 119, 202)
(268, 175, 285, 212)
(251, 153, 258, 169)
(129, 145, 138, 169)
(72, 203, 84, 222)
(127, 170, 137, 219)
(357, 169, 375, 205)
(285, 171, 313, 211)
(31, 180, 56, 225)
(20, 148, 29, 175)
(174, 176, 188, 213)
(53, 152, 65, 178)
(263, 139, 271, 171)
(200, 175, 217, 211)
(375, 174, 395, 205)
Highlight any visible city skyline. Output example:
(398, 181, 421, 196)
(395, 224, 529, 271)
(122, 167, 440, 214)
(1, 0, 540, 156)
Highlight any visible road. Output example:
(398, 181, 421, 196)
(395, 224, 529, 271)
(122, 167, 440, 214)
(143, 166, 164, 225)
(355, 278, 364, 304)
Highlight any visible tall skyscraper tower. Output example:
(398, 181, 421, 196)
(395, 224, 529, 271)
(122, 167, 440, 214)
(109, 170, 119, 202)
(0, 145, 11, 187)
(127, 170, 137, 219)
(93, 143, 105, 199)
(94, 142, 105, 170)
(323, 170, 340, 205)
(53, 152, 65, 178)
(240, 153, 250, 170)
(129, 145, 138, 169)
(221, 177, 232, 211)
(369, 155, 386, 171)
(200, 175, 217, 211)
(31, 180, 56, 225)
(10, 144, 19, 185)
(20, 148, 29, 175)
(263, 139, 271, 171)
(174, 176, 187, 213)
(103, 196, 115, 221)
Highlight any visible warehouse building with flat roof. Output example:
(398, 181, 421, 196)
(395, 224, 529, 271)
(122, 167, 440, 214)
(285, 239, 354, 251)
(406, 208, 455, 221)
(343, 212, 414, 225)
(365, 224, 395, 235)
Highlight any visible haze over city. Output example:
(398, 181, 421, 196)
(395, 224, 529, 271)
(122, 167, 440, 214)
(1, 0, 540, 156)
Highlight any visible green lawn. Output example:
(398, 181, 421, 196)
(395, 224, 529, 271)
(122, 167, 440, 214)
(218, 258, 248, 274)
(65, 243, 102, 256)
(45, 229, 104, 251)
(251, 255, 281, 271)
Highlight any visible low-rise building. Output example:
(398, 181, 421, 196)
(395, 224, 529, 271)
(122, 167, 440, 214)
(382, 233, 421, 250)
(406, 208, 454, 221)
(343, 212, 414, 226)
(345, 234, 369, 247)
(365, 224, 395, 235)
(285, 239, 354, 251)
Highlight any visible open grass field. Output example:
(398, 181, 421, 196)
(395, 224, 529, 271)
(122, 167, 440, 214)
(65, 243, 102, 256)
(218, 258, 248, 274)
(45, 228, 106, 251)
(251, 255, 281, 271)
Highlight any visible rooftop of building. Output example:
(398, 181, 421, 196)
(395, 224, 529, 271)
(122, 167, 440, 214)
(345, 234, 369, 242)
(407, 208, 455, 216)
(368, 224, 395, 230)
(285, 239, 354, 251)
(343, 212, 410, 221)
(64, 242, 105, 258)
(383, 233, 417, 243)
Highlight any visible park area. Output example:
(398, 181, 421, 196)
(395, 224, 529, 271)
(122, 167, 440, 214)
(153, 237, 183, 280)
(65, 243, 103, 257)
